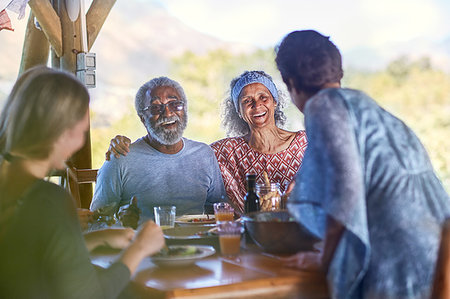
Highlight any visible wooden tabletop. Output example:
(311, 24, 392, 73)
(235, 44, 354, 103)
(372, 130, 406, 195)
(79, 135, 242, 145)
(91, 246, 329, 299)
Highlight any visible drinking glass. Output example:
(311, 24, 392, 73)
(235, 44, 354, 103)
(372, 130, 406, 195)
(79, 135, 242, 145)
(213, 202, 234, 223)
(153, 206, 176, 229)
(218, 221, 243, 256)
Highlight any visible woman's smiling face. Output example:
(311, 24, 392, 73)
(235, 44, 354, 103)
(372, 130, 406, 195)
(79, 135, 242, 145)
(239, 83, 276, 130)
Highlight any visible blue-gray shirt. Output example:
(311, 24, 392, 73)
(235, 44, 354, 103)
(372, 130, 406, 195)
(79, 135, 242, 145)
(91, 137, 226, 220)
(290, 88, 450, 299)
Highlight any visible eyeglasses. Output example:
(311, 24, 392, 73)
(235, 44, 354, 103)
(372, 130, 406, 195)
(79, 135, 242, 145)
(142, 101, 184, 115)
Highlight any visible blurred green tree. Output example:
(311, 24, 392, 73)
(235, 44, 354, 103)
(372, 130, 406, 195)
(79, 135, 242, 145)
(90, 50, 449, 192)
(344, 56, 450, 190)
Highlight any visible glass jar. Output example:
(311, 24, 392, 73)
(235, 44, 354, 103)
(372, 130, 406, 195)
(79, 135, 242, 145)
(256, 183, 282, 211)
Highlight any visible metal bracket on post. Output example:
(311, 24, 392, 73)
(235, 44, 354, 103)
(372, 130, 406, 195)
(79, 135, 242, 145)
(76, 52, 96, 88)
(70, 0, 96, 88)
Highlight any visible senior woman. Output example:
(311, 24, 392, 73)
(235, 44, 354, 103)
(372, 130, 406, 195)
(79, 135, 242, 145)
(106, 71, 307, 213)
(275, 30, 450, 299)
(210, 70, 307, 212)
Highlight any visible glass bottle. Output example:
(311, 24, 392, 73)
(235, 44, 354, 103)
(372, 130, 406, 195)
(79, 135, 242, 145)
(244, 174, 260, 213)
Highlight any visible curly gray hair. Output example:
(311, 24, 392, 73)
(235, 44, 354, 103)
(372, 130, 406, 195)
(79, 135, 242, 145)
(221, 71, 287, 137)
(135, 76, 187, 118)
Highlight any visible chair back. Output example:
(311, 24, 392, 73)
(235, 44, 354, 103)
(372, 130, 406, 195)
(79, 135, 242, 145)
(431, 218, 450, 299)
(66, 167, 98, 209)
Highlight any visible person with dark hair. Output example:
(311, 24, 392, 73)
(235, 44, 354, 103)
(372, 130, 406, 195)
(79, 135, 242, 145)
(0, 66, 165, 298)
(275, 30, 450, 299)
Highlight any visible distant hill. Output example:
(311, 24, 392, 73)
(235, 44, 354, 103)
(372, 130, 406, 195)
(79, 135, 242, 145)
(0, 0, 449, 117)
(91, 1, 253, 86)
(0, 0, 253, 122)
(344, 38, 450, 72)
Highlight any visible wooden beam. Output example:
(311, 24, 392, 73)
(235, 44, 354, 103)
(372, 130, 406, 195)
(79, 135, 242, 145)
(19, 11, 50, 75)
(28, 0, 63, 57)
(50, 0, 60, 69)
(86, 0, 116, 50)
(57, 0, 93, 204)
(58, 0, 79, 72)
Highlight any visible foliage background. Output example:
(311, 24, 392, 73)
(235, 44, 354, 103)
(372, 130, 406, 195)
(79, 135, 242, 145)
(91, 48, 450, 192)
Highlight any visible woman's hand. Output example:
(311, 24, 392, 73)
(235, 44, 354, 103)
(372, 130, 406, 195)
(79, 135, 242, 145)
(84, 228, 135, 251)
(99, 228, 135, 249)
(119, 221, 165, 275)
(134, 220, 165, 256)
(279, 251, 322, 271)
(281, 180, 295, 208)
(77, 208, 94, 231)
(105, 135, 131, 161)
(284, 180, 296, 195)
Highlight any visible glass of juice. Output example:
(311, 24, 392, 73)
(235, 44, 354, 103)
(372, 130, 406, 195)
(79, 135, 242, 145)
(153, 206, 176, 230)
(218, 221, 243, 256)
(214, 202, 234, 223)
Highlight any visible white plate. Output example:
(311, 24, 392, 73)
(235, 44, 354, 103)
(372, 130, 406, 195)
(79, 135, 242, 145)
(163, 225, 216, 240)
(175, 214, 216, 225)
(150, 245, 216, 267)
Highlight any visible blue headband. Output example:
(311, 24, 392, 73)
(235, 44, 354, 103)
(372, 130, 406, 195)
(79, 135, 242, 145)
(231, 72, 278, 113)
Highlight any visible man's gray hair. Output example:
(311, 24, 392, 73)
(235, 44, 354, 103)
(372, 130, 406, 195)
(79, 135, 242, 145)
(135, 76, 187, 117)
(221, 71, 287, 137)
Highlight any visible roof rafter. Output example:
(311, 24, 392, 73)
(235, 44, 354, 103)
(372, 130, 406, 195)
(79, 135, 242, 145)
(28, 0, 63, 57)
(86, 0, 116, 50)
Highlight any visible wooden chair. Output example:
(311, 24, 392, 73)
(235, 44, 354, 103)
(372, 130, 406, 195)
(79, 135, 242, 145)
(431, 218, 450, 299)
(66, 167, 98, 209)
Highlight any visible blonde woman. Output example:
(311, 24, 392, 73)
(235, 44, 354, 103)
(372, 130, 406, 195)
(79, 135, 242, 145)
(0, 66, 164, 298)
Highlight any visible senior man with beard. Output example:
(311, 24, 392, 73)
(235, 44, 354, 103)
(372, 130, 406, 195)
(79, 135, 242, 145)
(91, 77, 226, 223)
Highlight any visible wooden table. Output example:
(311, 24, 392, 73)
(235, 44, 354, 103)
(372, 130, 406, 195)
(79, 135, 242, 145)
(91, 246, 329, 299)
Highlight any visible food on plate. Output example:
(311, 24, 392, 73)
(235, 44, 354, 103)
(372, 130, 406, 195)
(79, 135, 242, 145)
(175, 214, 216, 224)
(155, 245, 201, 257)
(187, 217, 212, 223)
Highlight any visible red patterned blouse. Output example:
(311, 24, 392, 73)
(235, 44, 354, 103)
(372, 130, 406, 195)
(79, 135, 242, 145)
(210, 131, 308, 212)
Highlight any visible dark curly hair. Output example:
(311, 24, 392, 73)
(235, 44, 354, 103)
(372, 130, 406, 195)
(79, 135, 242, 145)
(275, 30, 343, 93)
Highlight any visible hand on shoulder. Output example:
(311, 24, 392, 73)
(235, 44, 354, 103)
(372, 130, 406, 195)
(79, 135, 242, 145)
(105, 135, 131, 161)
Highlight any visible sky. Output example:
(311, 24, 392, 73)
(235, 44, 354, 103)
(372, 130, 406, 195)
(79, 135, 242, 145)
(158, 0, 450, 53)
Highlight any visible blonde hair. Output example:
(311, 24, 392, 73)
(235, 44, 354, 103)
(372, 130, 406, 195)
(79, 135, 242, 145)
(0, 66, 89, 161)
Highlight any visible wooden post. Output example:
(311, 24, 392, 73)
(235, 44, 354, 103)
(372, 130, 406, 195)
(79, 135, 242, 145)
(21, 0, 116, 208)
(28, 0, 63, 57)
(50, 0, 60, 69)
(19, 11, 50, 75)
(86, 0, 116, 50)
(431, 219, 450, 299)
(57, 0, 93, 208)
(57, 0, 79, 72)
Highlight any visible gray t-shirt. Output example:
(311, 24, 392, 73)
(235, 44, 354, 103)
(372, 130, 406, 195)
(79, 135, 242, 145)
(91, 137, 226, 220)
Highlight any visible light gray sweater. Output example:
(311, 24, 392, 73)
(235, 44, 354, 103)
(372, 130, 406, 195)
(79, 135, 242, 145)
(91, 137, 226, 220)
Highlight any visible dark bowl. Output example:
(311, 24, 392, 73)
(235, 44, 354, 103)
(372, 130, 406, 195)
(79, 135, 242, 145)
(243, 210, 321, 254)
